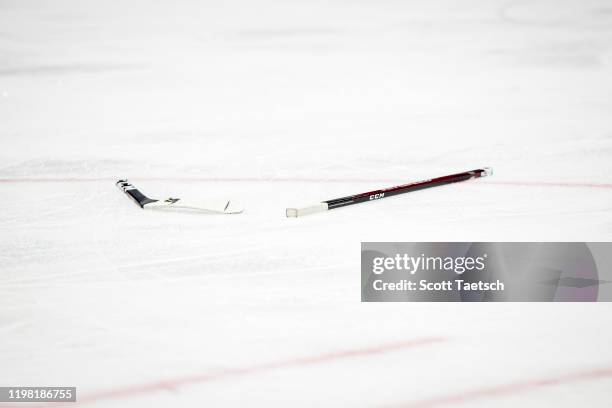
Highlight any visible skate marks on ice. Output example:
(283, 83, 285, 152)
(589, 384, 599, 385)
(2, 176, 612, 190)
(499, 0, 612, 28)
(0, 63, 143, 78)
(492, 0, 612, 70)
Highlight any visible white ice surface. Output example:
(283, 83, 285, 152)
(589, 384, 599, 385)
(1, 0, 612, 407)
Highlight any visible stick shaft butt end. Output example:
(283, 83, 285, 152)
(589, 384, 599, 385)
(286, 203, 328, 217)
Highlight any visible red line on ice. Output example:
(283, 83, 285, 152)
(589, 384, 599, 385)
(9, 337, 445, 407)
(393, 367, 612, 408)
(0, 177, 611, 189)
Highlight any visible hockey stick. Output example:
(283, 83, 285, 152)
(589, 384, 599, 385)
(116, 180, 243, 214)
(286, 168, 492, 217)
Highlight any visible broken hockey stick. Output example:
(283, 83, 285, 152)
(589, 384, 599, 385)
(116, 180, 243, 214)
(286, 168, 492, 217)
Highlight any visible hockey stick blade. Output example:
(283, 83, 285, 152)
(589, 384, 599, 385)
(116, 179, 244, 214)
(286, 167, 492, 217)
(144, 197, 244, 214)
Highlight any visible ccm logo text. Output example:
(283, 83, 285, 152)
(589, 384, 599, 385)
(369, 193, 385, 200)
